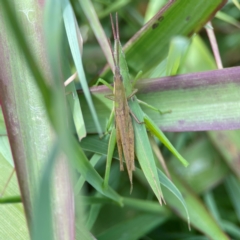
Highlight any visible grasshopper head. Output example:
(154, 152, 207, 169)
(110, 13, 121, 76)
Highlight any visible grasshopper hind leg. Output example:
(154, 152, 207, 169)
(116, 124, 124, 171)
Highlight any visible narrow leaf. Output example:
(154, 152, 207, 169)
(74, 153, 102, 195)
(62, 1, 102, 135)
(0, 136, 14, 166)
(79, 0, 114, 72)
(208, 130, 240, 178)
(162, 174, 230, 239)
(129, 99, 164, 204)
(216, 11, 240, 28)
(97, 213, 167, 240)
(166, 36, 190, 76)
(158, 169, 190, 228)
(104, 128, 116, 189)
(225, 175, 240, 222)
(144, 114, 188, 167)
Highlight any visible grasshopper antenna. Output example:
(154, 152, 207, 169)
(109, 14, 117, 72)
(115, 13, 120, 68)
(110, 13, 116, 40)
(110, 13, 121, 71)
(107, 37, 116, 69)
(116, 12, 119, 40)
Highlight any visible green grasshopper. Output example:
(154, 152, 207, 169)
(104, 14, 139, 189)
(100, 13, 189, 200)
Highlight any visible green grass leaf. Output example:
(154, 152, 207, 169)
(96, 213, 167, 240)
(166, 36, 190, 76)
(129, 99, 164, 204)
(158, 169, 190, 227)
(125, 0, 227, 75)
(225, 175, 240, 222)
(162, 173, 229, 239)
(0, 154, 28, 239)
(65, 73, 86, 140)
(0, 111, 6, 136)
(0, 136, 14, 166)
(100, 0, 227, 79)
(144, 114, 188, 167)
(216, 11, 240, 28)
(208, 130, 240, 179)
(170, 138, 229, 194)
(62, 0, 102, 135)
(79, 0, 115, 72)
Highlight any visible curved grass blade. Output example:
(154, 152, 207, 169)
(144, 114, 188, 167)
(129, 99, 164, 204)
(158, 169, 190, 229)
(79, 0, 115, 72)
(232, 0, 240, 10)
(162, 174, 230, 239)
(32, 140, 60, 240)
(225, 175, 240, 222)
(216, 11, 240, 28)
(180, 34, 217, 73)
(74, 153, 102, 195)
(63, 134, 123, 205)
(85, 193, 102, 230)
(96, 213, 167, 240)
(62, 0, 102, 135)
(97, 0, 131, 19)
(144, 0, 166, 23)
(64, 59, 86, 140)
(208, 130, 240, 179)
(103, 127, 116, 189)
(204, 191, 240, 238)
(122, 197, 170, 215)
(100, 0, 227, 78)
(170, 138, 229, 194)
(166, 36, 190, 76)
(221, 220, 240, 239)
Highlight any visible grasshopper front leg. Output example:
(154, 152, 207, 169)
(137, 99, 172, 114)
(127, 89, 171, 115)
(116, 124, 124, 171)
(94, 78, 113, 91)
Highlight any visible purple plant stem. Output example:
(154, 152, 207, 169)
(206, 21, 223, 69)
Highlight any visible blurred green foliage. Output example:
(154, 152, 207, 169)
(1, 0, 240, 239)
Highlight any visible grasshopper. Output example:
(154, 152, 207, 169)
(101, 14, 188, 197)
(105, 14, 138, 188)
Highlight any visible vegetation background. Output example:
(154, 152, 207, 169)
(0, 0, 240, 240)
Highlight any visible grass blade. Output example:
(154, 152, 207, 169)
(158, 169, 190, 228)
(144, 114, 188, 167)
(166, 36, 190, 76)
(62, 1, 102, 135)
(97, 213, 167, 240)
(79, 0, 114, 72)
(225, 175, 240, 222)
